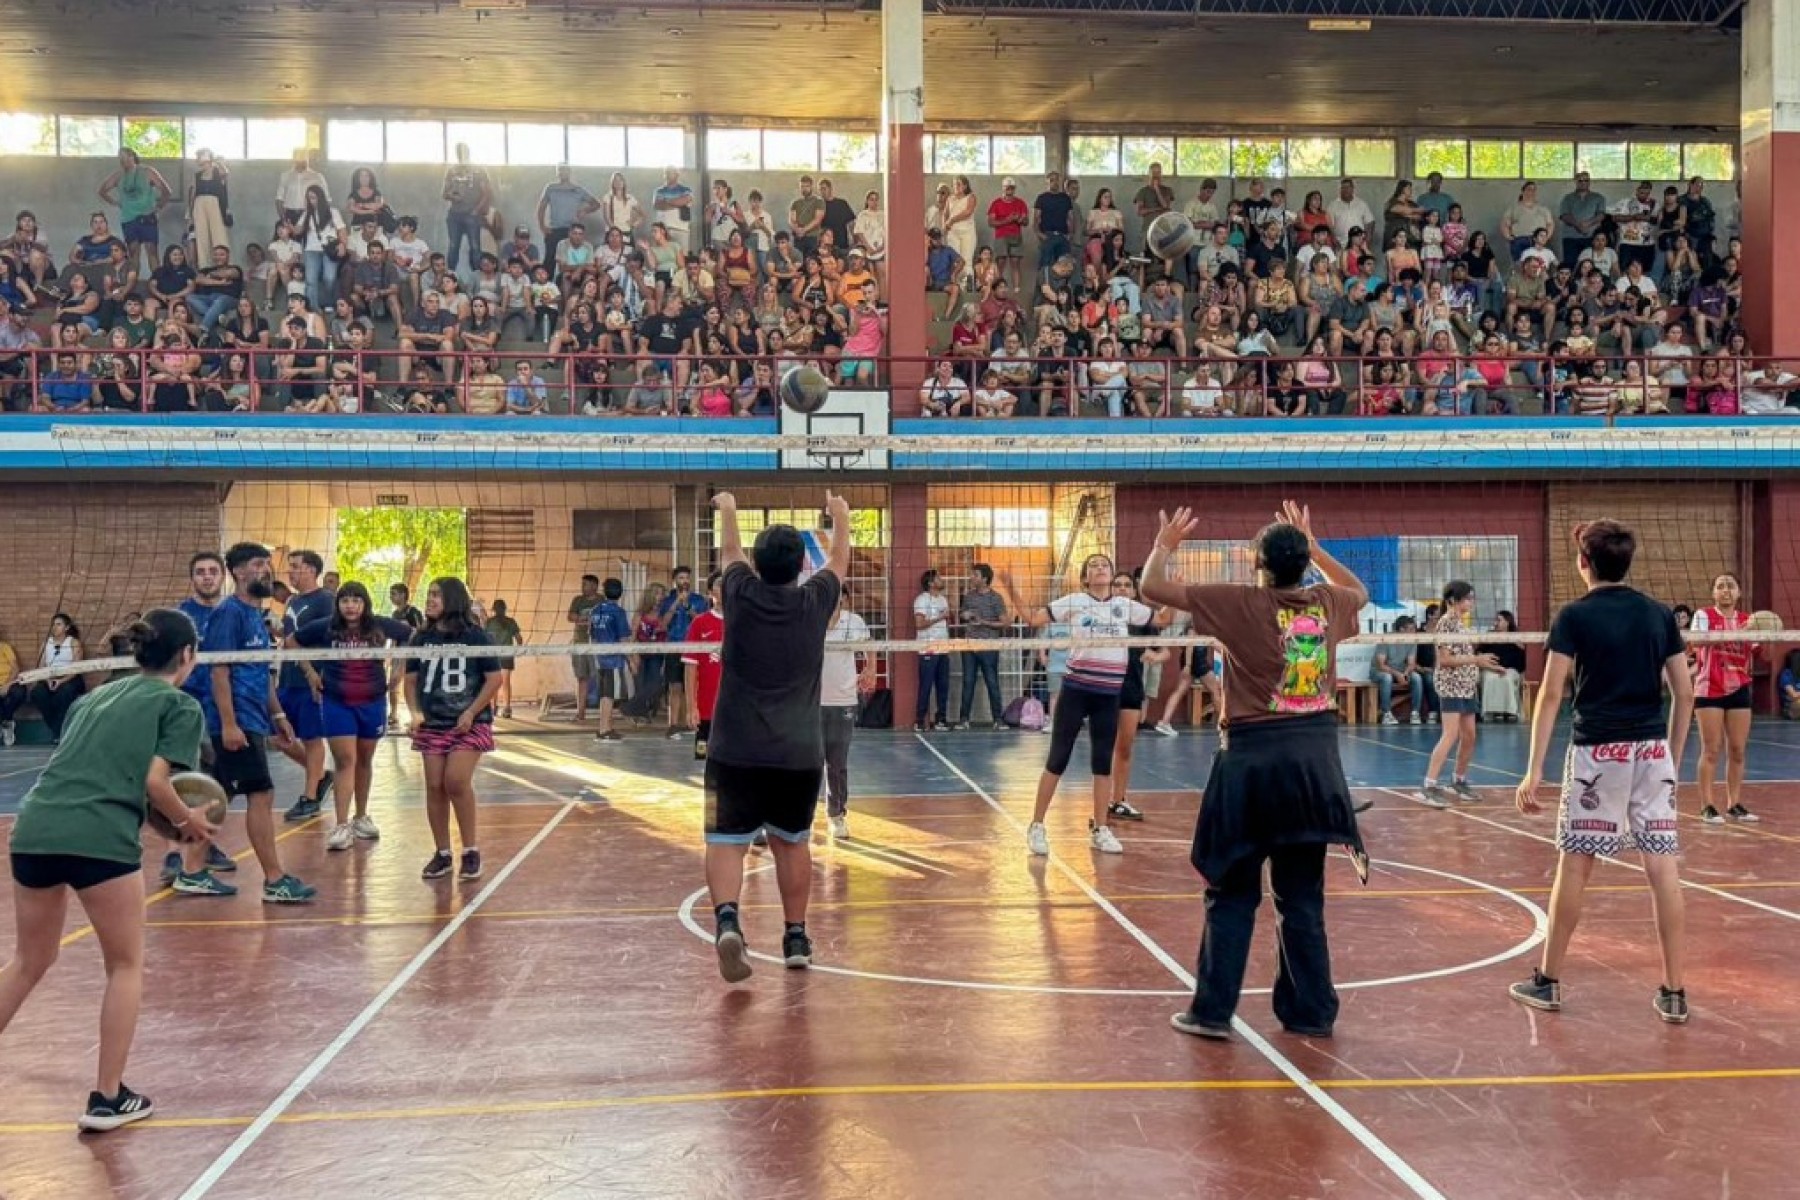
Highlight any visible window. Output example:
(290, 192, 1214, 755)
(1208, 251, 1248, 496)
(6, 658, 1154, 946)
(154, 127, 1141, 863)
(1684, 142, 1734, 181)
(184, 117, 244, 161)
(567, 124, 626, 168)
(246, 117, 308, 160)
(1413, 138, 1468, 180)
(1522, 141, 1574, 179)
(822, 130, 880, 173)
(1177, 137, 1230, 179)
(928, 508, 1050, 549)
(991, 134, 1044, 176)
(707, 128, 761, 170)
(1576, 142, 1628, 180)
(1470, 139, 1521, 179)
(1231, 138, 1285, 179)
(1286, 137, 1341, 177)
(933, 134, 989, 174)
(0, 113, 57, 156)
(506, 122, 565, 166)
(1628, 141, 1682, 181)
(1344, 138, 1396, 177)
(122, 116, 182, 159)
(627, 125, 685, 169)
(327, 119, 384, 163)
(1068, 135, 1119, 176)
(386, 120, 445, 164)
(725, 508, 887, 549)
(445, 121, 505, 166)
(1120, 136, 1175, 177)
(764, 129, 820, 171)
(1398, 537, 1518, 618)
(1172, 540, 1258, 586)
(57, 116, 119, 157)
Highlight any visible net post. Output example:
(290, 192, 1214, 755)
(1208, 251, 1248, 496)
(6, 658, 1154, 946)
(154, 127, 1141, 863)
(888, 481, 928, 723)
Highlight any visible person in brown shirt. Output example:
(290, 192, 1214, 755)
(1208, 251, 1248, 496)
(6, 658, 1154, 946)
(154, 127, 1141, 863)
(1141, 500, 1369, 1041)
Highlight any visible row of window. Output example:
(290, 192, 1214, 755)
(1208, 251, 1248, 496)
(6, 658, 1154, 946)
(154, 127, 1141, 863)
(0, 113, 1736, 185)
(721, 507, 1048, 550)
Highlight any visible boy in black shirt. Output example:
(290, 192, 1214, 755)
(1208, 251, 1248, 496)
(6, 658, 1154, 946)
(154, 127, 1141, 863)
(1512, 520, 1694, 1023)
(705, 491, 849, 983)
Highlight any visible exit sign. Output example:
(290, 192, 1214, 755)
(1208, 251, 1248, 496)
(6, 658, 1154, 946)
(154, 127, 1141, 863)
(375, 494, 409, 507)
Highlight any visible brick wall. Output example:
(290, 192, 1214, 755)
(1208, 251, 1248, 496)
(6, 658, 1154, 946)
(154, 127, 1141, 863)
(0, 483, 222, 662)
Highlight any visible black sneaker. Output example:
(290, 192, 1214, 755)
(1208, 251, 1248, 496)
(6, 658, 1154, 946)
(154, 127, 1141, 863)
(282, 795, 321, 823)
(421, 850, 453, 880)
(1656, 986, 1690, 1024)
(1169, 1011, 1232, 1040)
(1509, 969, 1563, 1012)
(783, 927, 814, 968)
(459, 849, 483, 881)
(594, 730, 622, 742)
(1700, 805, 1725, 825)
(78, 1084, 153, 1132)
(1108, 800, 1144, 822)
(1727, 804, 1759, 824)
(715, 921, 752, 983)
(1281, 1022, 1334, 1038)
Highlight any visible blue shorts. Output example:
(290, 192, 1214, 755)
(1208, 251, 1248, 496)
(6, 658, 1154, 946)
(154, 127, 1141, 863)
(1441, 695, 1480, 716)
(322, 698, 387, 741)
(277, 686, 327, 741)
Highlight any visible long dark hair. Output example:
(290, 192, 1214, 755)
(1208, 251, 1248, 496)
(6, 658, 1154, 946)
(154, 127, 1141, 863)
(421, 576, 475, 638)
(125, 608, 198, 673)
(330, 581, 380, 643)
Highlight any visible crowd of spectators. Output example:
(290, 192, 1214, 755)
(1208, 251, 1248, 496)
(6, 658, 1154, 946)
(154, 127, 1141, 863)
(0, 144, 1788, 418)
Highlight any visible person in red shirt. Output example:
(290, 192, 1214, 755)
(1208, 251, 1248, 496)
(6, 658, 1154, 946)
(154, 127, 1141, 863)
(1690, 573, 1760, 824)
(682, 572, 725, 762)
(986, 178, 1030, 295)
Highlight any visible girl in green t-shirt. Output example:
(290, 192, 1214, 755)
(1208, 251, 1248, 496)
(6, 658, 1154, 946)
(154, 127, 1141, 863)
(1, 609, 215, 1133)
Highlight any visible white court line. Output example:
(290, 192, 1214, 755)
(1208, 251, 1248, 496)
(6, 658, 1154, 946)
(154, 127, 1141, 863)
(1346, 730, 1800, 786)
(175, 801, 576, 1199)
(915, 736, 1448, 1200)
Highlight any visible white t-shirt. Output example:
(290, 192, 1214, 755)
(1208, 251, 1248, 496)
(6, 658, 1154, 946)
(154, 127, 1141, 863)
(1326, 196, 1375, 247)
(389, 234, 430, 272)
(914, 591, 950, 644)
(821, 610, 871, 707)
(1049, 592, 1153, 693)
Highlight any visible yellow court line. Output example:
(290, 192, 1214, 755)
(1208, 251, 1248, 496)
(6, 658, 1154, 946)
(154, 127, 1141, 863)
(3, 1065, 1799, 1135)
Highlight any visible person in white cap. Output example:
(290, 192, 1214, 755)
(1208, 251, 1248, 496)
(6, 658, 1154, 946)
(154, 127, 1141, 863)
(988, 177, 1030, 294)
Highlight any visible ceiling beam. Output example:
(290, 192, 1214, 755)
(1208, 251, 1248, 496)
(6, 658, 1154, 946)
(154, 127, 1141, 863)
(929, 0, 1741, 25)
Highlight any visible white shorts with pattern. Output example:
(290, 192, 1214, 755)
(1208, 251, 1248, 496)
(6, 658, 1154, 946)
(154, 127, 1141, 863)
(1557, 740, 1680, 857)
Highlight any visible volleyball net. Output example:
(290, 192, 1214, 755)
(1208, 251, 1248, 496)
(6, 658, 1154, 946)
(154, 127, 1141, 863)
(14, 423, 1800, 723)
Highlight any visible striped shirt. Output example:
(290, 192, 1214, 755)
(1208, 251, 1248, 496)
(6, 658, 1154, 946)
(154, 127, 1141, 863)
(1050, 592, 1153, 694)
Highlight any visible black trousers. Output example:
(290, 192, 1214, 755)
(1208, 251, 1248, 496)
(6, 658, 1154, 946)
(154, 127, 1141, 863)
(27, 677, 85, 740)
(1188, 842, 1337, 1031)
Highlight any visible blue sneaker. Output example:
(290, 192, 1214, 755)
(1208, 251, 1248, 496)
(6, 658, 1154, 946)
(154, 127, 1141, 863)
(205, 844, 237, 873)
(159, 852, 181, 885)
(282, 796, 321, 823)
(173, 871, 238, 897)
(261, 875, 317, 904)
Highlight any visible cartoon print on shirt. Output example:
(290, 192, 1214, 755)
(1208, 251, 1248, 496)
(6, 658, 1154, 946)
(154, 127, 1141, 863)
(1272, 605, 1331, 713)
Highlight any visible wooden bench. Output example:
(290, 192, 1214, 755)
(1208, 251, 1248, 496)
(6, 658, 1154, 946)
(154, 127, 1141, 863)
(1188, 687, 1219, 728)
(1522, 678, 1541, 717)
(1335, 680, 1377, 725)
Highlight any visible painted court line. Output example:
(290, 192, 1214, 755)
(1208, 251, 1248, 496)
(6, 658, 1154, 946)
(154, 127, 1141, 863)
(174, 801, 576, 1200)
(915, 736, 1448, 1200)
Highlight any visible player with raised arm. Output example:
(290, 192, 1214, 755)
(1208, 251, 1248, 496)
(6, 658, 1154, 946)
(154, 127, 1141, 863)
(1511, 520, 1694, 1024)
(704, 491, 848, 983)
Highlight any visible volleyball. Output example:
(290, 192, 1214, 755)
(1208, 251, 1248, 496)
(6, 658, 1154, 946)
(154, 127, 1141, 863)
(779, 365, 833, 414)
(1747, 610, 1783, 632)
(1145, 211, 1198, 261)
(144, 771, 231, 841)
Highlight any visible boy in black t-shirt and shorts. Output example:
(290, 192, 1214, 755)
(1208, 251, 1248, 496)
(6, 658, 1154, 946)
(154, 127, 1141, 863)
(704, 491, 848, 983)
(1512, 520, 1695, 1023)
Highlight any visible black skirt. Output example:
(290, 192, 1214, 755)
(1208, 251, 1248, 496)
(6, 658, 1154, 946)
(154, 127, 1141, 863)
(1192, 713, 1366, 884)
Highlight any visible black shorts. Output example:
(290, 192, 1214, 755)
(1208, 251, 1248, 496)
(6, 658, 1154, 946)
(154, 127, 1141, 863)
(595, 665, 628, 702)
(11, 852, 139, 891)
(1191, 646, 1215, 680)
(211, 732, 273, 798)
(1120, 673, 1146, 712)
(1695, 685, 1752, 711)
(704, 758, 821, 845)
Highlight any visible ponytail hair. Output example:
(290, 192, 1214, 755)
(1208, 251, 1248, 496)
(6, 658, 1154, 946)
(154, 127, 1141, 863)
(127, 608, 199, 672)
(1441, 579, 1475, 606)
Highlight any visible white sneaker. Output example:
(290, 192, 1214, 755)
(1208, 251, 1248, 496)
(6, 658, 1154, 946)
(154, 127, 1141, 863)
(829, 815, 849, 840)
(325, 823, 355, 852)
(1026, 822, 1050, 856)
(0, 720, 13, 747)
(1380, 713, 1399, 726)
(351, 815, 381, 840)
(1090, 824, 1124, 854)
(1154, 721, 1178, 737)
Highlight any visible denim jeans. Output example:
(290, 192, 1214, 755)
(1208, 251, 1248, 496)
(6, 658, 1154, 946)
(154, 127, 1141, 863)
(1374, 670, 1424, 718)
(916, 654, 950, 724)
(304, 249, 338, 311)
(189, 292, 233, 332)
(1187, 842, 1337, 1031)
(958, 650, 1003, 724)
(445, 210, 485, 275)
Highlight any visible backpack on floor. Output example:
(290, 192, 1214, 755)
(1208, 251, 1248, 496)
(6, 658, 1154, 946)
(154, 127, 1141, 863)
(856, 687, 893, 729)
(1002, 695, 1047, 730)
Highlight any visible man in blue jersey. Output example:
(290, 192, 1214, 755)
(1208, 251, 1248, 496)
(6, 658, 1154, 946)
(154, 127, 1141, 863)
(163, 551, 240, 896)
(655, 565, 711, 738)
(204, 543, 315, 904)
(275, 549, 335, 824)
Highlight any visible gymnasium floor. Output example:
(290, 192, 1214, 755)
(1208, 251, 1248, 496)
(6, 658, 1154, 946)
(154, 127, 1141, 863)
(0, 720, 1797, 1200)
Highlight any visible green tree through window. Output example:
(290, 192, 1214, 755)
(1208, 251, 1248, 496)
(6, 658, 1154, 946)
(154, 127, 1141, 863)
(335, 507, 468, 598)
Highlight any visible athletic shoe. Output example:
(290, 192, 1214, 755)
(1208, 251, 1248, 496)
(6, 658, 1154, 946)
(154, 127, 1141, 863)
(715, 921, 752, 983)
(1414, 784, 1452, 809)
(1107, 800, 1144, 822)
(751, 830, 769, 850)
(1281, 1023, 1334, 1038)
(932, 720, 950, 732)
(159, 852, 181, 885)
(1089, 823, 1123, 854)
(1449, 780, 1480, 804)
(991, 721, 1008, 732)
(1380, 713, 1399, 726)
(501, 707, 513, 719)
(1169, 1011, 1232, 1040)
(421, 851, 454, 880)
(782, 927, 813, 969)
(459, 850, 483, 881)
(1700, 805, 1725, 825)
(1508, 970, 1563, 1012)
(1026, 822, 1050, 856)
(666, 730, 685, 741)
(261, 875, 317, 904)
(173, 870, 237, 897)
(205, 844, 237, 872)
(1655, 986, 1690, 1024)
(952, 721, 972, 731)
(351, 815, 380, 840)
(594, 730, 622, 742)
(1408, 714, 1422, 725)
(1727, 804, 1759, 823)
(829, 815, 849, 840)
(1154, 721, 1178, 737)
(282, 795, 321, 823)
(0, 719, 14, 746)
(325, 823, 355, 852)
(78, 1084, 153, 1132)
